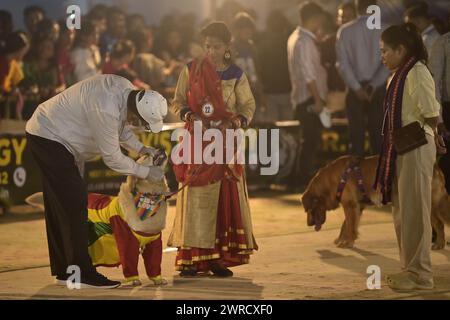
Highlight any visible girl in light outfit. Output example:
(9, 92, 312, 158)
(376, 23, 446, 291)
(168, 22, 257, 277)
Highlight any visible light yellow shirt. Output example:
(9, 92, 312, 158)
(400, 61, 440, 136)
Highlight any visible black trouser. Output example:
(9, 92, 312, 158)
(26, 133, 95, 277)
(295, 98, 323, 185)
(346, 85, 385, 157)
(439, 102, 450, 194)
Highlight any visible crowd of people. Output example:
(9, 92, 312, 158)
(0, 4, 201, 121)
(0, 1, 285, 124)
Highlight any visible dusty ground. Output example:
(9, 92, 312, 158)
(0, 190, 449, 300)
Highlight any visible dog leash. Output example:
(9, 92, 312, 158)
(163, 164, 205, 200)
(132, 164, 206, 221)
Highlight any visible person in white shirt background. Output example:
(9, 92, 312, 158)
(70, 21, 101, 83)
(287, 1, 329, 190)
(25, 74, 167, 289)
(336, 0, 389, 158)
(430, 21, 450, 193)
(404, 2, 442, 55)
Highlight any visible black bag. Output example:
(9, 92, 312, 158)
(393, 121, 428, 155)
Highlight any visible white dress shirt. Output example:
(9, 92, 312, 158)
(336, 16, 389, 91)
(422, 24, 441, 55)
(287, 27, 328, 108)
(26, 74, 150, 179)
(429, 32, 450, 103)
(70, 45, 101, 82)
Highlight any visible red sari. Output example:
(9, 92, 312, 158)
(172, 58, 252, 272)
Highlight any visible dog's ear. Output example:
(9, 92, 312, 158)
(301, 191, 310, 210)
(302, 192, 318, 212)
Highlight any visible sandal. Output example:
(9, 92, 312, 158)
(386, 272, 434, 291)
(210, 261, 233, 277)
(179, 265, 198, 277)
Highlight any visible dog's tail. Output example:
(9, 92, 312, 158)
(25, 192, 45, 211)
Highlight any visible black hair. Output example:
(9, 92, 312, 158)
(1, 31, 29, 55)
(127, 13, 145, 23)
(110, 39, 135, 59)
(405, 1, 428, 11)
(128, 28, 152, 53)
(23, 5, 45, 17)
(404, 3, 430, 20)
(233, 12, 256, 30)
(89, 4, 109, 15)
(299, 1, 324, 25)
(88, 9, 107, 22)
(33, 18, 59, 41)
(355, 0, 378, 13)
(74, 21, 97, 47)
(267, 10, 291, 34)
(338, 2, 357, 13)
(381, 23, 428, 64)
(108, 6, 126, 19)
(0, 10, 13, 35)
(200, 21, 232, 44)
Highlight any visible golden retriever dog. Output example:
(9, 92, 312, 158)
(302, 155, 450, 250)
(26, 156, 169, 286)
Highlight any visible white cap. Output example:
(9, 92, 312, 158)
(135, 90, 168, 133)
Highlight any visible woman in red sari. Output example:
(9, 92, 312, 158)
(168, 22, 257, 277)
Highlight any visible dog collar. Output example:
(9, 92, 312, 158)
(132, 191, 165, 221)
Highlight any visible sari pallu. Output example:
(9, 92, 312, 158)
(374, 57, 418, 204)
(171, 57, 254, 270)
(172, 57, 243, 186)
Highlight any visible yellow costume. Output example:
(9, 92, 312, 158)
(87, 193, 163, 282)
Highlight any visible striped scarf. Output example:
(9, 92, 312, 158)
(374, 57, 418, 204)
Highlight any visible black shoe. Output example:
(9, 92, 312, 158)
(75, 272, 121, 289)
(210, 262, 233, 277)
(179, 266, 198, 277)
(55, 274, 68, 286)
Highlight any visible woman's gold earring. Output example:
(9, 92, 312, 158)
(224, 50, 231, 61)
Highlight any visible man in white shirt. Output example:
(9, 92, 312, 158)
(404, 3, 441, 54)
(430, 31, 450, 194)
(287, 1, 328, 189)
(25, 74, 168, 289)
